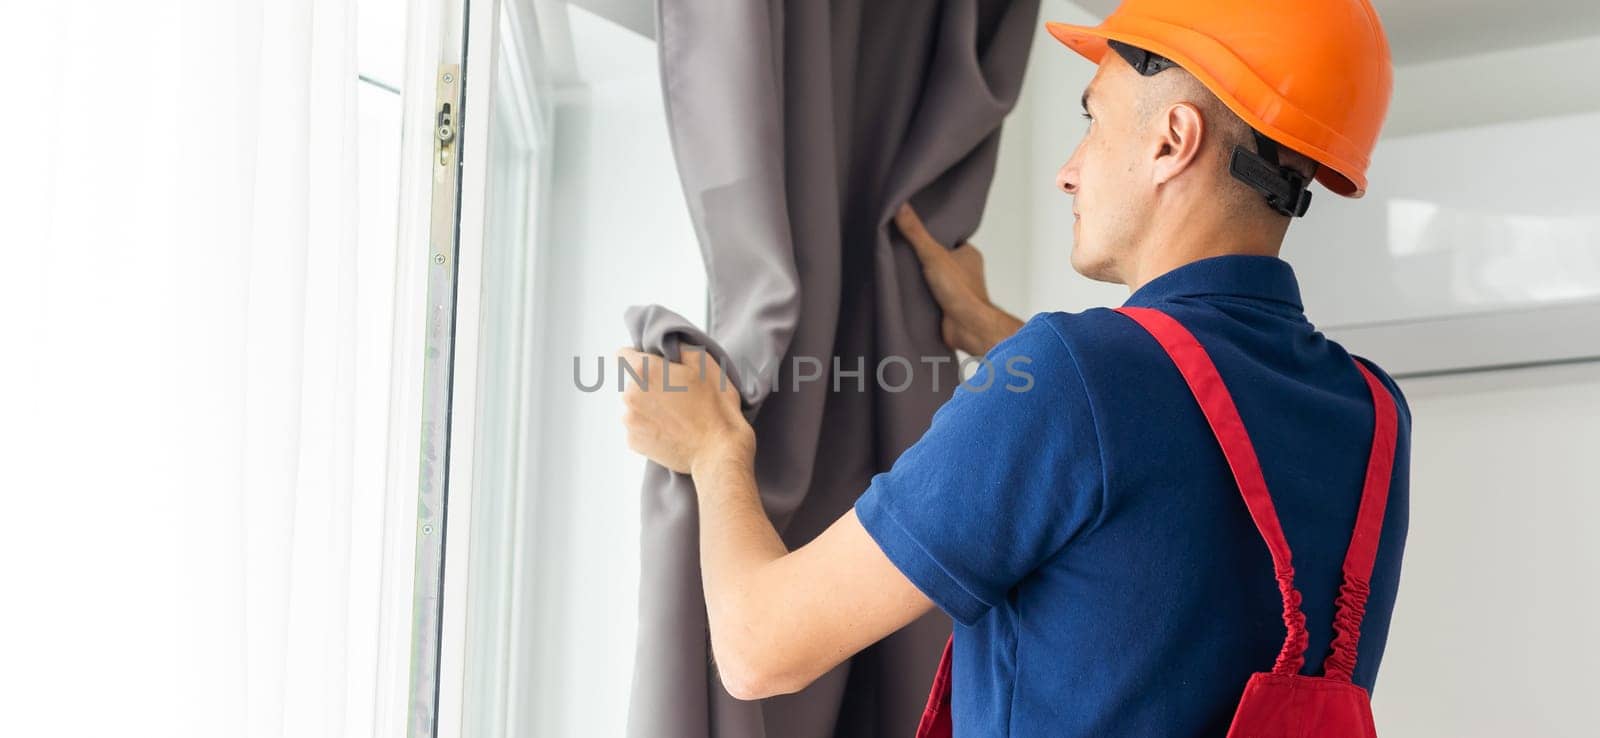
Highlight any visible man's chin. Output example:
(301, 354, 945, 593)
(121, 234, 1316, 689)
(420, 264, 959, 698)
(1068, 245, 1119, 284)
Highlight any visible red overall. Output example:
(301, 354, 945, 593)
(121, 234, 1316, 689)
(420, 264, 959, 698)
(913, 306, 1398, 738)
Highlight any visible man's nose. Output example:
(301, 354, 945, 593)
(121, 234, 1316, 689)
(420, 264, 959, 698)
(1057, 163, 1077, 196)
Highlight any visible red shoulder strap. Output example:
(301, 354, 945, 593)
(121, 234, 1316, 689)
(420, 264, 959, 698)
(1322, 359, 1399, 681)
(1114, 307, 1398, 681)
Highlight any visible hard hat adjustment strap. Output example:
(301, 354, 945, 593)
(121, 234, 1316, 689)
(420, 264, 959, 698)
(1230, 130, 1314, 218)
(1107, 39, 1178, 76)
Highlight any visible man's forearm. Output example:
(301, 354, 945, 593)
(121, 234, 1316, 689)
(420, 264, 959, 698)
(689, 438, 791, 695)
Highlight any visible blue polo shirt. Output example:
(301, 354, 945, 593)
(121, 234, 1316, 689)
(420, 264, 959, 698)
(854, 254, 1411, 737)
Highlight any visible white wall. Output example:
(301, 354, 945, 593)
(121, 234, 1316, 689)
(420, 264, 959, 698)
(522, 7, 704, 736)
(977, 3, 1600, 734)
(1375, 363, 1600, 736)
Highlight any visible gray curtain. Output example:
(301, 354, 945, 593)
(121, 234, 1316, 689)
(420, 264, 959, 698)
(625, 1, 1040, 735)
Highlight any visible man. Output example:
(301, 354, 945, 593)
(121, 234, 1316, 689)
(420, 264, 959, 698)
(617, 1, 1411, 734)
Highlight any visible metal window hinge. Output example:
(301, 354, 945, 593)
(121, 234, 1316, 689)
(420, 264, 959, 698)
(435, 65, 461, 168)
(410, 61, 464, 738)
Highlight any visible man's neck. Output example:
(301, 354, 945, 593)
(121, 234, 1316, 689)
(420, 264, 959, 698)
(1122, 208, 1288, 293)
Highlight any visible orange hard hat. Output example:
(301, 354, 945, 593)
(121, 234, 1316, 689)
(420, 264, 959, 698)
(1046, 0, 1393, 199)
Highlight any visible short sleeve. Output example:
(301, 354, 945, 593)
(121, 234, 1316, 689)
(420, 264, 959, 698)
(854, 314, 1104, 626)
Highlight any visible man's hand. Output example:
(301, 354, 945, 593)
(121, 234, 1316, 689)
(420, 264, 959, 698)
(894, 203, 1024, 356)
(617, 347, 755, 476)
(615, 346, 934, 701)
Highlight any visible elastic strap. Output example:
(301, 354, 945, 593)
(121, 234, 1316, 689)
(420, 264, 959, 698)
(1322, 361, 1399, 682)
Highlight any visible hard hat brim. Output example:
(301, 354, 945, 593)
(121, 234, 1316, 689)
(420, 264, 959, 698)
(1045, 20, 1368, 199)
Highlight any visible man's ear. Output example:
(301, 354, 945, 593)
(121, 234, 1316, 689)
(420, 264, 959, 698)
(1151, 102, 1205, 187)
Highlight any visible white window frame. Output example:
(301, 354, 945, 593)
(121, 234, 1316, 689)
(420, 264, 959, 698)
(391, 0, 557, 736)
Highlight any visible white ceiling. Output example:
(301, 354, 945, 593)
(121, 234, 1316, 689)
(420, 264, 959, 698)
(1066, 0, 1600, 64)
(568, 0, 653, 40)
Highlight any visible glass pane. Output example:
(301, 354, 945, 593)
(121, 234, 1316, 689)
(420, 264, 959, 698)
(461, 4, 544, 737)
(456, 4, 707, 737)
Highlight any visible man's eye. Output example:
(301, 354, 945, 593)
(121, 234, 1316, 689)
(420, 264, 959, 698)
(1080, 112, 1093, 121)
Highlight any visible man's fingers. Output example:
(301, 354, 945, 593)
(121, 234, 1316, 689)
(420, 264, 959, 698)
(951, 242, 984, 275)
(674, 346, 723, 380)
(618, 346, 728, 392)
(894, 203, 951, 265)
(951, 242, 988, 300)
(616, 347, 652, 372)
(616, 347, 673, 387)
(677, 345, 709, 369)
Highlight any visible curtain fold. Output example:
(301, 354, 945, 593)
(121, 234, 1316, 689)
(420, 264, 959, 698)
(626, 1, 1040, 735)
